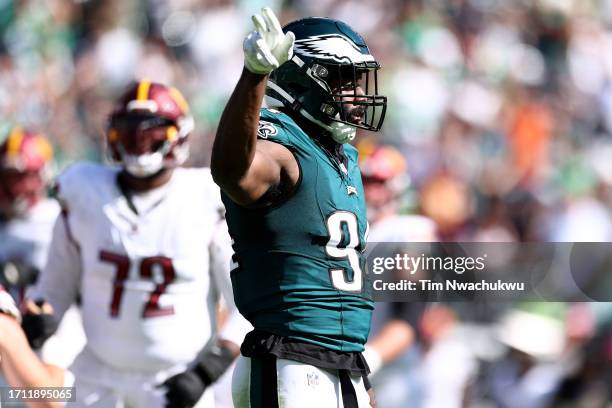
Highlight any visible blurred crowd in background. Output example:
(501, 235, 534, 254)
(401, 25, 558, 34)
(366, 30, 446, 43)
(1, 0, 612, 407)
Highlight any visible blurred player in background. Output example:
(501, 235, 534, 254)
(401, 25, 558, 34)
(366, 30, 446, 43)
(0, 128, 57, 298)
(212, 7, 386, 407)
(357, 141, 428, 407)
(357, 141, 420, 375)
(0, 128, 85, 407)
(25, 81, 249, 408)
(359, 141, 478, 408)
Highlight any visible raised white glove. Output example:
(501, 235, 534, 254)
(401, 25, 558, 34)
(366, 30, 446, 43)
(0, 287, 21, 323)
(243, 7, 295, 75)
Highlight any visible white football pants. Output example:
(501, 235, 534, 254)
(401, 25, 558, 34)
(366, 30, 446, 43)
(232, 356, 371, 408)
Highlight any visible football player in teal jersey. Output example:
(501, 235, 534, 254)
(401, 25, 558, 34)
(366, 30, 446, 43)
(211, 7, 387, 407)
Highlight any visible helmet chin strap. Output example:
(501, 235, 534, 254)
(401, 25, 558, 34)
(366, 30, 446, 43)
(298, 108, 356, 144)
(325, 122, 357, 144)
(265, 83, 357, 143)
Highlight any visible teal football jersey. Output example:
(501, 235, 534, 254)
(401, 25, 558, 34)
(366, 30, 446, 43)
(222, 108, 373, 352)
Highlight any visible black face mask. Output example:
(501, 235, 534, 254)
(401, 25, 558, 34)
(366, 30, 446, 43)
(313, 62, 387, 132)
(110, 114, 175, 134)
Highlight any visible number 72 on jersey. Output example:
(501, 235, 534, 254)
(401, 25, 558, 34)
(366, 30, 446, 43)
(99, 250, 176, 318)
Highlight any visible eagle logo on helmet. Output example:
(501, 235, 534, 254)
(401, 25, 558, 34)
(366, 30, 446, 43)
(266, 17, 387, 140)
(294, 34, 375, 64)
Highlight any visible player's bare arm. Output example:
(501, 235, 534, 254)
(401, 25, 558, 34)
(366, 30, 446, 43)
(211, 8, 297, 206)
(0, 289, 65, 408)
(0, 314, 64, 387)
(212, 70, 292, 204)
(364, 319, 415, 375)
(0, 315, 65, 408)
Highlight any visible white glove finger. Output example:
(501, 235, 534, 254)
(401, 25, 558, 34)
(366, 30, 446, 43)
(262, 7, 283, 36)
(252, 14, 268, 35)
(278, 31, 295, 62)
(245, 32, 277, 74)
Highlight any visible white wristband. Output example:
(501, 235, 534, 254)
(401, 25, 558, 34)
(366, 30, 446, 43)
(363, 345, 384, 375)
(0, 289, 21, 323)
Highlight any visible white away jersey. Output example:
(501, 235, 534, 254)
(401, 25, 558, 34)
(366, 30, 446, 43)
(34, 163, 234, 372)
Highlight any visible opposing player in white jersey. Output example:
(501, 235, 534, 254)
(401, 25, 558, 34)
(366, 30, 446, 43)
(28, 81, 249, 408)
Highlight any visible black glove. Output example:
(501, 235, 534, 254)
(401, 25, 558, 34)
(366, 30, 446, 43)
(161, 340, 237, 408)
(162, 366, 211, 408)
(21, 301, 59, 349)
(0, 261, 39, 289)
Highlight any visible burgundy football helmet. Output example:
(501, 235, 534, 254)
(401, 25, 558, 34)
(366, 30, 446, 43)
(107, 80, 194, 177)
(357, 139, 409, 222)
(0, 127, 53, 217)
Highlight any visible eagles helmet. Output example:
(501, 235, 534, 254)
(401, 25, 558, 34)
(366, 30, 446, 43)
(265, 18, 387, 144)
(107, 80, 194, 178)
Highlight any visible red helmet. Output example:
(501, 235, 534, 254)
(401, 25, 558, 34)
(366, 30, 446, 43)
(0, 127, 53, 217)
(107, 80, 194, 177)
(357, 139, 409, 222)
(357, 139, 408, 187)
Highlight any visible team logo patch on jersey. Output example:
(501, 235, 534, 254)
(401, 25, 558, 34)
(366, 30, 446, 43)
(257, 121, 278, 139)
(306, 372, 320, 387)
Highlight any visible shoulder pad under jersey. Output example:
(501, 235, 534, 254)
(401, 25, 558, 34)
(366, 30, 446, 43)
(54, 162, 118, 213)
(171, 167, 226, 220)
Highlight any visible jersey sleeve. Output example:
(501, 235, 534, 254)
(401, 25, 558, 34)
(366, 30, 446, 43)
(30, 210, 81, 321)
(52, 163, 91, 213)
(209, 216, 234, 307)
(30, 164, 91, 319)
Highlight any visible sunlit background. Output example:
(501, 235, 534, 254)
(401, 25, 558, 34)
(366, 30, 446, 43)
(1, 0, 612, 406)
